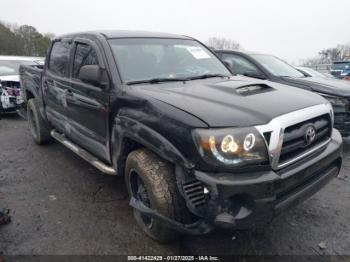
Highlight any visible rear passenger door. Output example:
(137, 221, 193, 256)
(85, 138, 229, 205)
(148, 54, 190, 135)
(65, 39, 110, 161)
(43, 39, 72, 133)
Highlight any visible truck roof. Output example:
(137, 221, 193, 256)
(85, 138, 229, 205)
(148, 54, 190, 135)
(57, 30, 192, 40)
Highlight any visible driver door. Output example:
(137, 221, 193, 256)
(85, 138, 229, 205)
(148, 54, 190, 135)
(65, 39, 110, 162)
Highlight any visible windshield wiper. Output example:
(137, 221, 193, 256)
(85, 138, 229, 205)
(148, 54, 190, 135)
(126, 74, 229, 85)
(186, 74, 229, 80)
(126, 78, 187, 85)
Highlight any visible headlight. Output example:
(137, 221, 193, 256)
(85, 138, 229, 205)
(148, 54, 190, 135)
(192, 127, 268, 168)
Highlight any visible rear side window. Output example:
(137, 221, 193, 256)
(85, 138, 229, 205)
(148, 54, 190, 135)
(73, 43, 98, 79)
(48, 41, 71, 77)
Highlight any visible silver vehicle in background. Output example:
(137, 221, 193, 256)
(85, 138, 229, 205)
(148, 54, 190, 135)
(296, 66, 336, 79)
(0, 56, 44, 117)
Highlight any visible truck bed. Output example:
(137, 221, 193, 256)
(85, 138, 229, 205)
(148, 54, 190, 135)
(19, 64, 43, 103)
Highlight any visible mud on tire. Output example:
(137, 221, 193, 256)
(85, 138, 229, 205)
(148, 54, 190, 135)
(27, 98, 51, 144)
(125, 149, 191, 243)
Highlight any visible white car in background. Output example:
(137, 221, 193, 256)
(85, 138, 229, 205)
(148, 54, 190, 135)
(0, 56, 44, 117)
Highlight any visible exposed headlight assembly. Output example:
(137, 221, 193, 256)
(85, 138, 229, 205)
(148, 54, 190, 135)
(192, 127, 268, 168)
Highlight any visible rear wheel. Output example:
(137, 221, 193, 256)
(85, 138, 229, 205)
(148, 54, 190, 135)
(125, 149, 191, 243)
(27, 99, 51, 144)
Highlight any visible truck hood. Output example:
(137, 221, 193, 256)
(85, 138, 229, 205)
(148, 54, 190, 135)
(132, 76, 326, 127)
(0, 75, 20, 82)
(281, 76, 350, 97)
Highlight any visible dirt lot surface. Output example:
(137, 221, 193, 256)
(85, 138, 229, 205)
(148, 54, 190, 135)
(0, 115, 350, 255)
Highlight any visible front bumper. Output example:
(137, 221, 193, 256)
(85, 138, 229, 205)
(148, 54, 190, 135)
(131, 129, 342, 235)
(0, 94, 23, 112)
(193, 129, 342, 230)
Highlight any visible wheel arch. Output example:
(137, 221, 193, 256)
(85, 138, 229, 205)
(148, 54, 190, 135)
(25, 89, 35, 101)
(111, 116, 193, 176)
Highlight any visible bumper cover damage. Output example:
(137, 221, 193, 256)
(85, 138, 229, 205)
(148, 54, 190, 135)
(0, 80, 23, 112)
(130, 130, 342, 235)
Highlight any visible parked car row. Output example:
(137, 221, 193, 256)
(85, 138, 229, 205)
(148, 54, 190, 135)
(215, 50, 350, 136)
(18, 30, 343, 243)
(0, 56, 44, 117)
(295, 66, 335, 79)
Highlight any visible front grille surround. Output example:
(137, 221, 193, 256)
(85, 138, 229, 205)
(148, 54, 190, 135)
(279, 114, 331, 164)
(255, 103, 333, 170)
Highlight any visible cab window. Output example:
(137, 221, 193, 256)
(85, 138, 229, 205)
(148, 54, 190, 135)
(72, 43, 99, 79)
(48, 41, 71, 77)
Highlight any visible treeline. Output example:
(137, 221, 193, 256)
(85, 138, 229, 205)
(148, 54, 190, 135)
(0, 22, 53, 57)
(206, 37, 241, 50)
(301, 42, 350, 65)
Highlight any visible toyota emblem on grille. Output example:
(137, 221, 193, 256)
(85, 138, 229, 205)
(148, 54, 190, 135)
(305, 126, 316, 145)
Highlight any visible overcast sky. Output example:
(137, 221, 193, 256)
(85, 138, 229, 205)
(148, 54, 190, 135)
(1, 0, 350, 63)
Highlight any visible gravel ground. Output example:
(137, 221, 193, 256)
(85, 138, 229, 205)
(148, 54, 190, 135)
(0, 115, 349, 256)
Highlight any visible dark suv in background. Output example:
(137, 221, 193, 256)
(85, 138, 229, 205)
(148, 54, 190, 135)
(331, 61, 350, 80)
(216, 50, 350, 136)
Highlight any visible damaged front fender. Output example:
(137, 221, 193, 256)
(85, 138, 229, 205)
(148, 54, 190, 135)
(112, 116, 194, 174)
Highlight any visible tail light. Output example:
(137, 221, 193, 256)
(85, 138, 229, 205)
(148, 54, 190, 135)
(6, 88, 15, 96)
(6, 88, 20, 96)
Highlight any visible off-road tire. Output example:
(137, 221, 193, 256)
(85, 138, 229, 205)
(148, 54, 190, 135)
(27, 98, 51, 144)
(125, 149, 191, 243)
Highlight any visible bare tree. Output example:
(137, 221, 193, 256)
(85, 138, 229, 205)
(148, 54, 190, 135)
(206, 37, 241, 50)
(319, 48, 341, 62)
(301, 42, 350, 66)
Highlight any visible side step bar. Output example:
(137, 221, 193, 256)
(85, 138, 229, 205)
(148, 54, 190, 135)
(50, 130, 117, 175)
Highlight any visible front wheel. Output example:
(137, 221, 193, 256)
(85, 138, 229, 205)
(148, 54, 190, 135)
(27, 99, 51, 144)
(125, 149, 191, 243)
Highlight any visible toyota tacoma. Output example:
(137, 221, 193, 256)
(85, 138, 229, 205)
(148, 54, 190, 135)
(20, 31, 342, 243)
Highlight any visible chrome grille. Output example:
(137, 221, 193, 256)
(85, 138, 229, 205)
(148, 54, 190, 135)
(255, 103, 333, 170)
(279, 114, 331, 164)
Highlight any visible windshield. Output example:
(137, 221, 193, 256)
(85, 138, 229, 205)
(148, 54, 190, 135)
(109, 38, 231, 83)
(251, 54, 305, 78)
(332, 62, 350, 70)
(0, 60, 38, 76)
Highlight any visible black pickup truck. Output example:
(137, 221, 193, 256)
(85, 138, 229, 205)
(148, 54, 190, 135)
(20, 30, 342, 243)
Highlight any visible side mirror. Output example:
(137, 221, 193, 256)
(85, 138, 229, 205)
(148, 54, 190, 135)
(78, 65, 103, 86)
